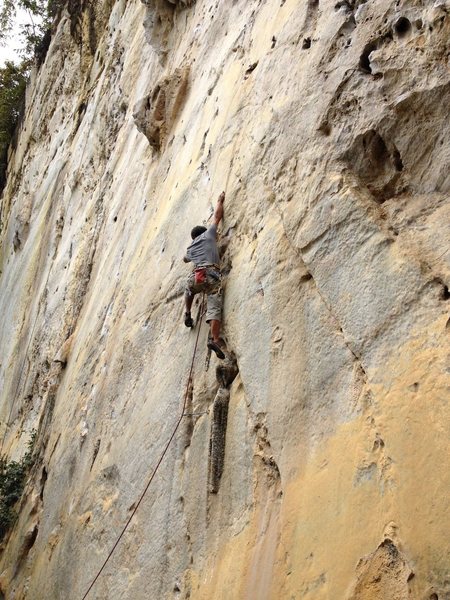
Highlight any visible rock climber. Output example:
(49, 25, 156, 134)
(183, 191, 226, 360)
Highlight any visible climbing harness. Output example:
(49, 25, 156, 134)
(194, 267, 207, 285)
(81, 294, 206, 599)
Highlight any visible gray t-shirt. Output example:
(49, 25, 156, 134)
(186, 224, 220, 267)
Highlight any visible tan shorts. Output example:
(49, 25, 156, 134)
(186, 268, 223, 323)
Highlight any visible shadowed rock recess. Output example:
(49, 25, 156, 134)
(0, 0, 448, 598)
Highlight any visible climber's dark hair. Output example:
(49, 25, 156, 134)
(191, 225, 207, 239)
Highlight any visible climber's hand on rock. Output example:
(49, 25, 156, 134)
(214, 193, 225, 226)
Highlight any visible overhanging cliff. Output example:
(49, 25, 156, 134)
(0, 0, 449, 598)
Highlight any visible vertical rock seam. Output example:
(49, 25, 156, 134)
(208, 353, 239, 494)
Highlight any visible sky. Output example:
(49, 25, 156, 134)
(0, 6, 34, 67)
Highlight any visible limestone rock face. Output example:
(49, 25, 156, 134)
(133, 66, 190, 150)
(349, 539, 414, 600)
(0, 0, 449, 599)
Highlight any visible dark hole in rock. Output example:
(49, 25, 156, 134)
(429, 594, 438, 600)
(245, 62, 258, 76)
(27, 525, 39, 551)
(318, 122, 331, 136)
(343, 128, 405, 202)
(392, 148, 403, 171)
(90, 439, 101, 470)
(373, 437, 385, 450)
(40, 467, 48, 501)
(359, 42, 377, 73)
(394, 17, 411, 36)
(302, 37, 311, 49)
(335, 1, 350, 11)
(17, 524, 39, 569)
(151, 84, 161, 103)
(363, 130, 388, 163)
(415, 18, 423, 29)
(113, 216, 117, 222)
(446, 317, 450, 329)
(442, 285, 450, 300)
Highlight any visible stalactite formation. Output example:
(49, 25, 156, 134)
(208, 353, 238, 494)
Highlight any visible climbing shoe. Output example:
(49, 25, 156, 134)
(184, 312, 194, 328)
(207, 340, 225, 360)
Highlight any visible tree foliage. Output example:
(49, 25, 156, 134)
(0, 0, 66, 192)
(0, 1, 65, 60)
(0, 431, 36, 541)
(0, 60, 28, 192)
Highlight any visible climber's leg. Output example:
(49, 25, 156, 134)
(206, 290, 225, 359)
(185, 290, 194, 312)
(210, 319, 221, 343)
(184, 272, 197, 328)
(184, 290, 194, 327)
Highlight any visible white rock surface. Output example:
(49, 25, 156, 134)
(0, 0, 449, 598)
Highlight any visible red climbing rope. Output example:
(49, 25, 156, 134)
(81, 295, 206, 599)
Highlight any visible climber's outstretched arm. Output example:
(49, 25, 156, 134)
(213, 191, 225, 227)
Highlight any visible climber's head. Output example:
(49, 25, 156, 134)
(191, 225, 207, 240)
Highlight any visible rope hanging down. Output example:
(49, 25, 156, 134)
(81, 295, 206, 599)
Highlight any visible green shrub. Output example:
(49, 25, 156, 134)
(0, 1, 67, 193)
(0, 432, 36, 541)
(0, 61, 28, 192)
(0, 1, 66, 59)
